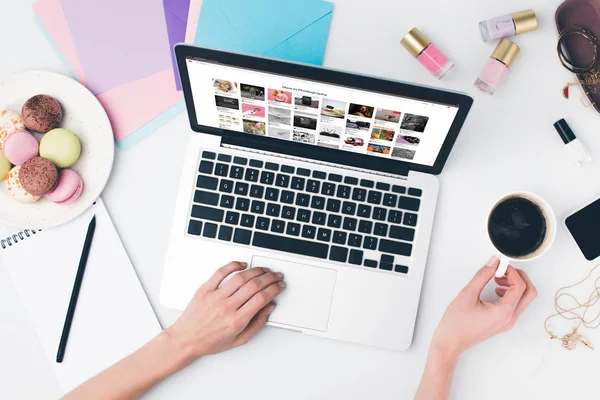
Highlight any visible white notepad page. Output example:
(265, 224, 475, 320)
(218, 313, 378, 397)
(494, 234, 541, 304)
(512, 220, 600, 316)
(0, 199, 162, 394)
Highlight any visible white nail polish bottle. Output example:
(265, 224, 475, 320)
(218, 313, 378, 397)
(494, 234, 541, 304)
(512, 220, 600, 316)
(553, 119, 592, 167)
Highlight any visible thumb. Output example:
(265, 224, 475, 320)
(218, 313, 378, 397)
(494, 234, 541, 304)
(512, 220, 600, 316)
(465, 256, 500, 297)
(232, 304, 274, 347)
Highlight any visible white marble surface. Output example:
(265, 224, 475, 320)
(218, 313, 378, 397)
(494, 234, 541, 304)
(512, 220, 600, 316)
(1, 0, 599, 399)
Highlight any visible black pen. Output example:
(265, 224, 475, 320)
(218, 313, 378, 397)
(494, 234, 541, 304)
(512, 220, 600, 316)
(56, 215, 96, 363)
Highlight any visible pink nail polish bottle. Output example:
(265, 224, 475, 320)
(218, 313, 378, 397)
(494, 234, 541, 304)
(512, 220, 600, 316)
(401, 28, 454, 80)
(474, 39, 520, 95)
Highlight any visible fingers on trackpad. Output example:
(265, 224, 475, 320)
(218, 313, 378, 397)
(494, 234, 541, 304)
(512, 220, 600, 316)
(251, 256, 337, 332)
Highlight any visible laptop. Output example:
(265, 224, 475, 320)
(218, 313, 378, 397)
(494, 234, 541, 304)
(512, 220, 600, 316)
(160, 45, 473, 351)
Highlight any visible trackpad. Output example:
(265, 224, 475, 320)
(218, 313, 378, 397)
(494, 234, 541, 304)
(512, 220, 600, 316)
(251, 256, 337, 332)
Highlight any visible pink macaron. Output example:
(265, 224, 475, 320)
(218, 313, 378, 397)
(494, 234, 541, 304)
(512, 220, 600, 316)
(45, 169, 83, 204)
(2, 130, 39, 166)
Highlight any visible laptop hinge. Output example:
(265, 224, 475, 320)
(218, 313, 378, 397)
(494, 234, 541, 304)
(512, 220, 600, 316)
(222, 144, 409, 181)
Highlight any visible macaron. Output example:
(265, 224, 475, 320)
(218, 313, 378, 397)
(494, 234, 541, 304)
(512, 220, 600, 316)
(6, 166, 41, 203)
(39, 128, 81, 168)
(0, 151, 11, 181)
(0, 109, 25, 148)
(19, 157, 58, 196)
(45, 169, 83, 204)
(21, 94, 63, 133)
(2, 130, 39, 166)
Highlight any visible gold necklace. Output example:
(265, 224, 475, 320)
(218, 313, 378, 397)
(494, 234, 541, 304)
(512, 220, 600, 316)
(544, 264, 600, 351)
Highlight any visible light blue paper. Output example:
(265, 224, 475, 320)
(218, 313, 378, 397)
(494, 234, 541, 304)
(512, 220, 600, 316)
(194, 0, 333, 65)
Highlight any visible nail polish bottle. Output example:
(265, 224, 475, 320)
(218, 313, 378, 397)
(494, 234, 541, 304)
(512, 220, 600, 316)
(401, 28, 454, 80)
(553, 119, 592, 166)
(479, 9, 537, 43)
(474, 39, 520, 95)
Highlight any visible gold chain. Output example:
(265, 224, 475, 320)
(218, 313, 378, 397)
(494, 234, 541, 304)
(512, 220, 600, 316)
(544, 264, 600, 350)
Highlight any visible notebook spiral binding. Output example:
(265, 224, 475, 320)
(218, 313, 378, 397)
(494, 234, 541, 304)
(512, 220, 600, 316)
(1, 230, 41, 249)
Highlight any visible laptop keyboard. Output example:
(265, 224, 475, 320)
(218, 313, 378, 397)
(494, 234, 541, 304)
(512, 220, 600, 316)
(187, 149, 423, 275)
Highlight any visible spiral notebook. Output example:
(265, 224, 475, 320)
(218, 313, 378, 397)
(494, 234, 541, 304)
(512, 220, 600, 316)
(0, 199, 162, 394)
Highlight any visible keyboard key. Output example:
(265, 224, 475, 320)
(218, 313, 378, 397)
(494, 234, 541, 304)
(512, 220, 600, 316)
(348, 234, 362, 247)
(256, 217, 270, 231)
(249, 159, 263, 168)
(352, 188, 367, 201)
(291, 177, 305, 191)
(312, 211, 326, 226)
(203, 223, 218, 238)
(329, 173, 342, 182)
(233, 156, 247, 165)
(230, 166, 244, 180)
(336, 185, 351, 199)
(381, 254, 394, 264)
(311, 196, 325, 210)
(388, 210, 403, 224)
(326, 199, 341, 213)
(250, 185, 264, 199)
(380, 262, 393, 271)
(266, 203, 281, 217)
(321, 182, 336, 196)
(220, 195, 234, 209)
(225, 211, 239, 225)
(260, 171, 275, 185)
(297, 168, 310, 176)
(342, 201, 356, 215)
(286, 222, 301, 236)
(187, 220, 202, 235)
(253, 232, 329, 259)
(194, 190, 219, 206)
(408, 188, 422, 197)
(235, 182, 249, 196)
(404, 213, 418, 227)
(218, 154, 232, 162)
(395, 265, 409, 274)
(357, 204, 371, 218)
(364, 259, 378, 268)
(218, 225, 233, 241)
(235, 198, 250, 212)
(349, 249, 363, 265)
(240, 214, 255, 227)
(275, 174, 290, 188)
(296, 193, 310, 207)
(297, 208, 311, 222)
(245, 168, 259, 182)
(358, 220, 373, 234)
(271, 220, 285, 233)
(197, 175, 218, 190)
(199, 160, 214, 174)
(373, 207, 387, 221)
(364, 236, 378, 250)
(379, 239, 412, 256)
(374, 223, 388, 237)
(281, 190, 295, 204)
(398, 196, 421, 212)
(360, 179, 374, 188)
(344, 176, 358, 185)
(333, 231, 347, 244)
(317, 228, 332, 242)
(265, 162, 279, 171)
(367, 191, 382, 205)
(281, 165, 295, 174)
(191, 205, 224, 222)
(251, 200, 265, 214)
(265, 187, 279, 202)
(329, 246, 348, 263)
(328, 214, 342, 228)
(343, 217, 357, 231)
(392, 185, 406, 194)
(215, 163, 229, 177)
(219, 179, 234, 193)
(376, 182, 390, 191)
(389, 226, 415, 242)
(313, 170, 326, 179)
(383, 193, 398, 208)
(307, 180, 320, 193)
(302, 225, 317, 239)
(233, 228, 252, 244)
(202, 151, 216, 160)
(282, 206, 296, 220)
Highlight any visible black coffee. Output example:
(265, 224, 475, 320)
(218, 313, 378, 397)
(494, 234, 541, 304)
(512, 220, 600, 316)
(488, 196, 547, 258)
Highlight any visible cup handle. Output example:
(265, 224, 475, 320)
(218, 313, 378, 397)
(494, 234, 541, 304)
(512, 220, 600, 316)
(495, 256, 510, 278)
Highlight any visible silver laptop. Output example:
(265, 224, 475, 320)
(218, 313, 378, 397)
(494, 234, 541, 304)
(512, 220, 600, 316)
(160, 45, 473, 351)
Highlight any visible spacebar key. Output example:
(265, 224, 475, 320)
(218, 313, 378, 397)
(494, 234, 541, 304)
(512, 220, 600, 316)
(252, 232, 329, 259)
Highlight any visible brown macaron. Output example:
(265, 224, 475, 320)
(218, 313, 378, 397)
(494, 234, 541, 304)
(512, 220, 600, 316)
(22, 94, 63, 133)
(19, 157, 59, 196)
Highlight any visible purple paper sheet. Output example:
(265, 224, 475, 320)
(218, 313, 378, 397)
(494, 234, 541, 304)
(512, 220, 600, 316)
(163, 0, 190, 90)
(61, 0, 173, 95)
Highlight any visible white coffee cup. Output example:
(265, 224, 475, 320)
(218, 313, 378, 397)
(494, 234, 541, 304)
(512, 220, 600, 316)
(487, 192, 557, 277)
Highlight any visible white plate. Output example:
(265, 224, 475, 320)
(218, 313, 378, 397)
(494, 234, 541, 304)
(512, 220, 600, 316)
(0, 71, 114, 229)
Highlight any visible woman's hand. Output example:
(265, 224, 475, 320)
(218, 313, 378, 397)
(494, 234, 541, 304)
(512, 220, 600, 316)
(431, 256, 538, 358)
(166, 261, 285, 361)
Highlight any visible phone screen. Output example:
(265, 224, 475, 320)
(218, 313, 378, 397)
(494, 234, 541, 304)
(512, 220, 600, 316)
(566, 197, 600, 261)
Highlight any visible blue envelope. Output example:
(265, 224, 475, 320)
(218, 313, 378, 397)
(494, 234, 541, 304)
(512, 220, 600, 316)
(194, 0, 333, 65)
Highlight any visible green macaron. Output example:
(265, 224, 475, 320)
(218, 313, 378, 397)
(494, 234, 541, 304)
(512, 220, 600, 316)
(40, 128, 81, 168)
(0, 150, 10, 181)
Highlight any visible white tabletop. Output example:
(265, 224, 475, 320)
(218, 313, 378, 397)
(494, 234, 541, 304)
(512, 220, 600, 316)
(1, 0, 599, 398)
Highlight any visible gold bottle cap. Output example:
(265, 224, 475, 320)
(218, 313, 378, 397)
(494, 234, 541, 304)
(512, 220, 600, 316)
(491, 39, 520, 68)
(511, 9, 538, 35)
(401, 28, 431, 58)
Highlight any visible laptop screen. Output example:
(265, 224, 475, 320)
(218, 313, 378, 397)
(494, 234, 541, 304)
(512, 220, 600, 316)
(185, 57, 460, 167)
